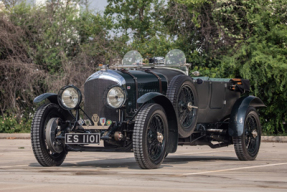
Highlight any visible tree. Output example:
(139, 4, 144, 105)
(218, 0, 287, 134)
(0, 2, 126, 126)
(170, 0, 287, 134)
(2, 0, 23, 8)
(105, 0, 165, 43)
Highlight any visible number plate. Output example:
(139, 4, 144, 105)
(65, 133, 100, 144)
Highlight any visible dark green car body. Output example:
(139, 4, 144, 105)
(32, 62, 266, 169)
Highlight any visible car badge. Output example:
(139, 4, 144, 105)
(84, 119, 91, 126)
(92, 114, 99, 125)
(106, 120, 112, 126)
(78, 118, 84, 126)
(100, 117, 106, 126)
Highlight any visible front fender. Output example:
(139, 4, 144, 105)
(137, 92, 163, 104)
(228, 96, 266, 137)
(137, 92, 178, 153)
(33, 93, 58, 104)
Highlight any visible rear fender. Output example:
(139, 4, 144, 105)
(228, 96, 266, 137)
(137, 93, 178, 153)
(33, 93, 58, 104)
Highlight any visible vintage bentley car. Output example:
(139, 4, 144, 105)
(31, 49, 266, 169)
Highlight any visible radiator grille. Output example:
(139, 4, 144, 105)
(84, 79, 118, 122)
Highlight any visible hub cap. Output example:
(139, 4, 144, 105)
(187, 102, 194, 111)
(45, 118, 63, 154)
(252, 130, 258, 138)
(157, 132, 163, 143)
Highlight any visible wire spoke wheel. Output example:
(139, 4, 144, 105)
(133, 104, 168, 169)
(233, 107, 261, 161)
(167, 75, 198, 138)
(177, 85, 195, 128)
(244, 115, 260, 157)
(31, 103, 67, 166)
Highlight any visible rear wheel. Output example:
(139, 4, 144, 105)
(167, 75, 198, 138)
(133, 104, 168, 169)
(31, 103, 67, 166)
(233, 107, 261, 160)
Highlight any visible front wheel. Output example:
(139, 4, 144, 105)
(233, 107, 261, 161)
(133, 104, 168, 169)
(31, 103, 67, 166)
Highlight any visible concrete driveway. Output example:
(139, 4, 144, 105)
(0, 139, 286, 192)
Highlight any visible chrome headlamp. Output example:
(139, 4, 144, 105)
(58, 85, 82, 110)
(106, 86, 126, 108)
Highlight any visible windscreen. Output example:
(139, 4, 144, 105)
(120, 50, 143, 66)
(164, 49, 186, 66)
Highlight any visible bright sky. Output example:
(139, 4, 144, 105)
(89, 0, 108, 12)
(0, 0, 109, 12)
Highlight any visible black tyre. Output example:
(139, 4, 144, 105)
(31, 103, 67, 166)
(166, 75, 198, 138)
(133, 104, 168, 169)
(233, 107, 261, 161)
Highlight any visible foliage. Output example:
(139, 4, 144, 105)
(218, 0, 287, 134)
(0, 2, 128, 132)
(0, 113, 31, 133)
(130, 36, 175, 59)
(163, 0, 287, 134)
(175, 0, 212, 28)
(1, 0, 24, 8)
(0, 0, 286, 135)
(105, 0, 166, 42)
(192, 65, 220, 78)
